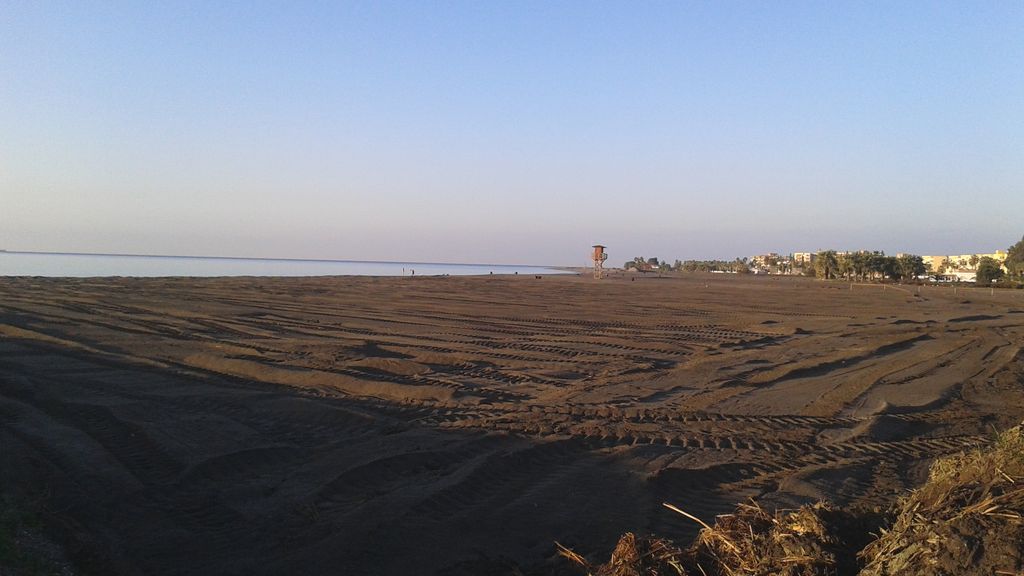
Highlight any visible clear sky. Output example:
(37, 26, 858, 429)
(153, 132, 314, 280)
(2, 1, 1022, 265)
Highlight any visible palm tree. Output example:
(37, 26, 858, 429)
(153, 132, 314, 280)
(815, 251, 839, 279)
(836, 253, 854, 280)
(850, 251, 869, 280)
(866, 251, 888, 280)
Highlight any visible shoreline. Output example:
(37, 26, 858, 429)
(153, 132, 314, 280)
(0, 249, 571, 270)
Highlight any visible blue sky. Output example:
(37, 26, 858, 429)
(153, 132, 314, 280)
(2, 1, 1022, 265)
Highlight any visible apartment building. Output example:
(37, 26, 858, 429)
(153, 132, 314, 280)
(920, 250, 1007, 273)
(793, 252, 815, 265)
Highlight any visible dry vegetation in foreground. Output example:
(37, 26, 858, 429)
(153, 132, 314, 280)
(560, 423, 1024, 576)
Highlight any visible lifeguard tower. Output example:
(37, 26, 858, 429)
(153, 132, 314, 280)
(592, 245, 607, 279)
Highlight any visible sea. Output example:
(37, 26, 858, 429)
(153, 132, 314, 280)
(0, 252, 572, 278)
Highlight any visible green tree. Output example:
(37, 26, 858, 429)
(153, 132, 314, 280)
(1006, 236, 1024, 280)
(815, 250, 838, 279)
(969, 254, 980, 269)
(866, 251, 888, 280)
(850, 251, 870, 280)
(880, 256, 900, 280)
(836, 253, 853, 280)
(896, 254, 926, 282)
(976, 257, 1005, 284)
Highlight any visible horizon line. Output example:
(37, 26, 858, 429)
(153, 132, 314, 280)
(1, 250, 571, 270)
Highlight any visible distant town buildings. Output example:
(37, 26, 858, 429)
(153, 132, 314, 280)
(747, 249, 1008, 277)
(792, 252, 815, 265)
(920, 250, 1007, 274)
(750, 253, 782, 269)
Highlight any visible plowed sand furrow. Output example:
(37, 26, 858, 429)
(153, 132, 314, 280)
(317, 449, 480, 505)
(407, 440, 588, 520)
(28, 397, 185, 484)
(177, 446, 301, 487)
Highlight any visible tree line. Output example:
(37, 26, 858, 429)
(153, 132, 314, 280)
(813, 249, 1017, 284)
(812, 251, 925, 282)
(623, 256, 750, 274)
(618, 235, 1024, 285)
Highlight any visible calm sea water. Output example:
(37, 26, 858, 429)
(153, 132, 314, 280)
(0, 252, 572, 278)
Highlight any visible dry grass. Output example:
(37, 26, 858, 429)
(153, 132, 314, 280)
(560, 422, 1024, 576)
(688, 501, 848, 576)
(858, 423, 1024, 576)
(557, 533, 688, 576)
(559, 501, 852, 576)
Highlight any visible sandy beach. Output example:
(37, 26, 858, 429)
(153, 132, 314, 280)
(1, 274, 1022, 575)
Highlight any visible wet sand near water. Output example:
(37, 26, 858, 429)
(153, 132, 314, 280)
(1, 274, 1022, 574)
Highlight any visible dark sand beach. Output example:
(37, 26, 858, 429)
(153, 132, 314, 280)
(1, 274, 1022, 574)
